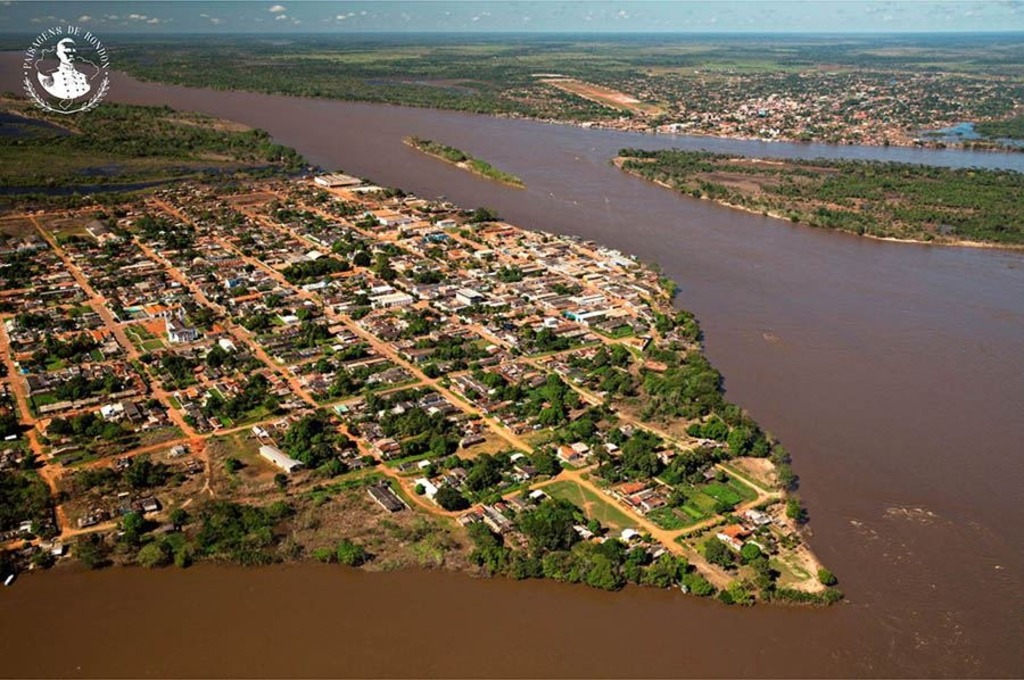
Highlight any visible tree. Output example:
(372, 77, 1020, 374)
(75, 534, 110, 569)
(818, 568, 838, 586)
(516, 498, 580, 554)
(274, 473, 289, 491)
(224, 457, 243, 474)
(352, 250, 371, 267)
(336, 539, 368, 566)
(136, 541, 172, 568)
(740, 542, 762, 564)
(435, 485, 470, 511)
(704, 537, 734, 568)
(169, 508, 189, 530)
(786, 497, 808, 523)
(121, 511, 145, 546)
(682, 571, 715, 596)
(465, 454, 503, 492)
(642, 553, 686, 588)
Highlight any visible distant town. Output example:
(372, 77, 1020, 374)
(0, 172, 838, 604)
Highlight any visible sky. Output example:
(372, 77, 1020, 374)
(2, 1, 1023, 34)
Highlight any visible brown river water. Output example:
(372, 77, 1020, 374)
(1, 59, 1023, 677)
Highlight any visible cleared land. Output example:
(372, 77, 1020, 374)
(540, 78, 664, 116)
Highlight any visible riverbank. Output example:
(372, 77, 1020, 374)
(403, 136, 525, 188)
(614, 151, 1024, 249)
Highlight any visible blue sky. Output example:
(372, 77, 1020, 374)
(3, 1, 1023, 33)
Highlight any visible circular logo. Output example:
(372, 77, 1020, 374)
(22, 25, 110, 114)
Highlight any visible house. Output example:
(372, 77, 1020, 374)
(743, 509, 773, 527)
(716, 524, 751, 552)
(455, 288, 485, 306)
(166, 316, 198, 344)
(314, 172, 363, 188)
(367, 483, 407, 512)
(258, 445, 304, 474)
(370, 292, 415, 309)
(415, 477, 439, 499)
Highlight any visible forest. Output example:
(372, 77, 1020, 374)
(405, 136, 524, 187)
(0, 98, 305, 203)
(618, 148, 1024, 245)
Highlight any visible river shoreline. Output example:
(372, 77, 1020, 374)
(402, 136, 525, 188)
(1, 58, 1022, 677)
(614, 158, 1024, 253)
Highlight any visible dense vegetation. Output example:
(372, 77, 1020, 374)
(619, 148, 1024, 245)
(0, 99, 305, 204)
(0, 469, 53, 534)
(467, 498, 708, 593)
(975, 115, 1024, 140)
(405, 136, 524, 187)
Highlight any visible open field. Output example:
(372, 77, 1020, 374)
(540, 78, 663, 116)
(544, 479, 637, 532)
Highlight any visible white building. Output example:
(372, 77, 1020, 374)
(371, 292, 415, 309)
(165, 316, 198, 344)
(455, 288, 485, 306)
(258, 445, 304, 474)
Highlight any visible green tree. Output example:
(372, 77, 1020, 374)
(336, 539, 368, 566)
(121, 511, 145, 546)
(740, 542, 762, 564)
(703, 537, 734, 568)
(169, 507, 189, 530)
(516, 498, 580, 554)
(818, 568, 838, 586)
(435, 485, 470, 511)
(75, 534, 110, 569)
(136, 541, 172, 568)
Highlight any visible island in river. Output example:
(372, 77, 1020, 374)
(404, 136, 525, 188)
(616, 148, 1024, 248)
(0, 165, 837, 605)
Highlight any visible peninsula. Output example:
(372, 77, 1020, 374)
(0, 171, 837, 605)
(617, 148, 1024, 247)
(404, 136, 524, 188)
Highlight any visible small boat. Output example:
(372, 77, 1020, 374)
(3, 573, 15, 587)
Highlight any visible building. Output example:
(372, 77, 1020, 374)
(455, 288, 485, 306)
(367, 483, 407, 512)
(370, 292, 415, 309)
(314, 172, 363, 188)
(166, 316, 198, 344)
(258, 445, 304, 474)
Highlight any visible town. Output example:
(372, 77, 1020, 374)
(0, 173, 838, 604)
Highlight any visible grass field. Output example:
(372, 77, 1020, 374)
(543, 479, 636, 532)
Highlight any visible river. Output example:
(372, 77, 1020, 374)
(1, 59, 1023, 678)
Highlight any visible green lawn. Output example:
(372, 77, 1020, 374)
(647, 506, 692, 530)
(543, 479, 637, 532)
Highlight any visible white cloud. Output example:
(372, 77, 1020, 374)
(275, 14, 289, 21)
(106, 14, 119, 20)
(127, 13, 148, 21)
(147, 17, 160, 24)
(210, 17, 221, 25)
(268, 4, 286, 13)
(78, 15, 92, 22)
